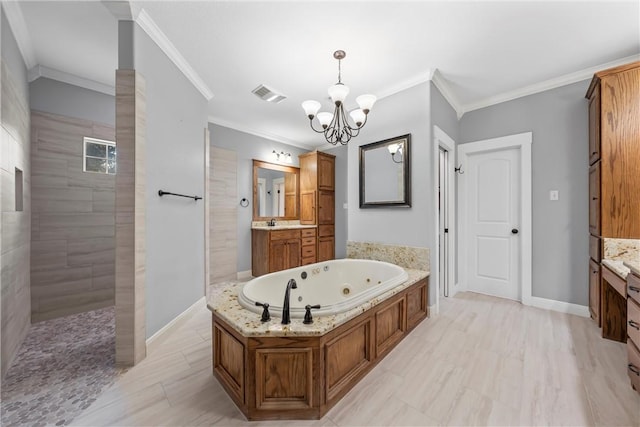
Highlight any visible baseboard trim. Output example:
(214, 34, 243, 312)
(237, 270, 252, 280)
(530, 296, 590, 318)
(428, 303, 438, 316)
(146, 296, 206, 354)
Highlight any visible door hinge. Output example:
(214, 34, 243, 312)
(444, 228, 449, 233)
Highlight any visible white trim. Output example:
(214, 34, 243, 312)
(208, 116, 312, 149)
(135, 9, 213, 101)
(530, 297, 590, 318)
(237, 270, 252, 280)
(146, 296, 206, 354)
(375, 70, 432, 102)
(432, 126, 457, 314)
(431, 69, 464, 119)
(2, 1, 36, 69)
(457, 132, 533, 305)
(28, 65, 116, 96)
(461, 54, 640, 115)
(428, 303, 438, 316)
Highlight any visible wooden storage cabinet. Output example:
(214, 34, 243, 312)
(589, 259, 601, 324)
(299, 151, 336, 262)
(601, 265, 626, 342)
(252, 229, 302, 277)
(301, 228, 317, 265)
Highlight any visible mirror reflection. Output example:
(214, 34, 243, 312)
(359, 134, 411, 208)
(253, 160, 300, 220)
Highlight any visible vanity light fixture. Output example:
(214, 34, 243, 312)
(301, 50, 376, 145)
(272, 150, 293, 164)
(388, 143, 403, 163)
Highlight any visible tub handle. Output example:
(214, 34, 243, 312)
(303, 304, 321, 325)
(255, 302, 271, 322)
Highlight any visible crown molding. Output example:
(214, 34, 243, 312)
(27, 65, 115, 96)
(207, 116, 314, 150)
(100, 0, 136, 20)
(2, 1, 36, 69)
(461, 53, 640, 115)
(376, 70, 432, 101)
(136, 9, 213, 101)
(431, 69, 464, 119)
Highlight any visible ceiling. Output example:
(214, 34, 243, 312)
(11, 1, 640, 148)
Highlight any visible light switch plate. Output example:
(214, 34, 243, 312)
(550, 190, 559, 201)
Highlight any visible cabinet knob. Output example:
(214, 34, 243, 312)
(629, 320, 640, 330)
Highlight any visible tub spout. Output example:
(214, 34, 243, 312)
(281, 279, 297, 325)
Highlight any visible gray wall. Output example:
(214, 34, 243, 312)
(132, 24, 209, 337)
(348, 82, 436, 303)
(208, 123, 307, 273)
(324, 145, 348, 259)
(30, 77, 115, 126)
(459, 80, 589, 305)
(1, 7, 31, 378)
(430, 82, 459, 144)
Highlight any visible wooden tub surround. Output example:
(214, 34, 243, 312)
(208, 270, 429, 420)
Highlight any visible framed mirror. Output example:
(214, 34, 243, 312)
(253, 159, 300, 220)
(359, 134, 411, 208)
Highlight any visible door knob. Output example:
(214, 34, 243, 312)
(511, 229, 519, 234)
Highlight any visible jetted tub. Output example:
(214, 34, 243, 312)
(238, 258, 408, 318)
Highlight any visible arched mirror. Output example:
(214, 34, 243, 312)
(253, 159, 300, 220)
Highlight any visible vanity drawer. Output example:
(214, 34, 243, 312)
(627, 340, 640, 392)
(629, 298, 640, 348)
(301, 257, 316, 266)
(629, 273, 640, 306)
(270, 229, 301, 241)
(302, 237, 316, 246)
(301, 228, 316, 238)
(302, 245, 316, 258)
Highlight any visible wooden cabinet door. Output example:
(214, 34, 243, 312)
(318, 236, 334, 262)
(269, 240, 287, 273)
(318, 154, 335, 191)
(318, 191, 335, 224)
(589, 163, 600, 236)
(588, 85, 600, 165)
(286, 239, 301, 269)
(300, 191, 316, 225)
(589, 258, 600, 325)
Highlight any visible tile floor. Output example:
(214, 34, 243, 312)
(1, 307, 121, 427)
(70, 291, 640, 426)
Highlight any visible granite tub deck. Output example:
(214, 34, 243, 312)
(207, 268, 430, 420)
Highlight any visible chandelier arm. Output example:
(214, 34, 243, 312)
(308, 119, 326, 134)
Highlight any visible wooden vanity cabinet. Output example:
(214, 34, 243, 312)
(589, 258, 601, 324)
(252, 229, 301, 277)
(300, 151, 336, 263)
(586, 61, 640, 324)
(627, 270, 640, 392)
(601, 265, 627, 342)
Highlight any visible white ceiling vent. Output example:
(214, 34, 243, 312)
(252, 84, 286, 104)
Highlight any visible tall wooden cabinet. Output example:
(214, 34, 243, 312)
(586, 61, 640, 323)
(300, 151, 336, 262)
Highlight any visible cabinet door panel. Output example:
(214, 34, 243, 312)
(589, 85, 600, 165)
(300, 191, 316, 225)
(318, 155, 335, 191)
(589, 259, 600, 325)
(318, 191, 335, 224)
(318, 236, 334, 262)
(269, 240, 287, 273)
(287, 239, 301, 269)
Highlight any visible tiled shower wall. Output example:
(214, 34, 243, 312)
(30, 110, 115, 322)
(1, 59, 32, 378)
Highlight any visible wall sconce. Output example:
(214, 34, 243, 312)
(272, 150, 293, 164)
(387, 143, 403, 163)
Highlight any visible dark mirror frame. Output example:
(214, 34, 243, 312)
(252, 159, 300, 221)
(359, 134, 411, 208)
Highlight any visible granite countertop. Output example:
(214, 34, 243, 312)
(602, 259, 630, 280)
(623, 260, 640, 277)
(207, 269, 429, 337)
(252, 224, 317, 230)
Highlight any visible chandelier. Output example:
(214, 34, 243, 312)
(301, 50, 376, 145)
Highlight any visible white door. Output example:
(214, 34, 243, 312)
(438, 147, 449, 297)
(466, 147, 520, 300)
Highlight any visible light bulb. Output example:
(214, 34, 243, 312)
(356, 94, 377, 113)
(328, 83, 350, 105)
(350, 109, 366, 127)
(317, 112, 333, 128)
(301, 100, 321, 118)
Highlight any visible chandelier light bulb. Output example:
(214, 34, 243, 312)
(349, 109, 366, 127)
(301, 100, 321, 119)
(328, 83, 350, 105)
(317, 112, 334, 128)
(356, 94, 377, 114)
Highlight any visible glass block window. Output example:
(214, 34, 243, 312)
(83, 137, 116, 174)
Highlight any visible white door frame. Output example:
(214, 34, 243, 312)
(457, 132, 532, 306)
(433, 126, 456, 313)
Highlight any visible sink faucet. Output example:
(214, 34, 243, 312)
(267, 218, 276, 227)
(281, 278, 297, 324)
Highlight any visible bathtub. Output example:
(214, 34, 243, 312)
(238, 259, 409, 318)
